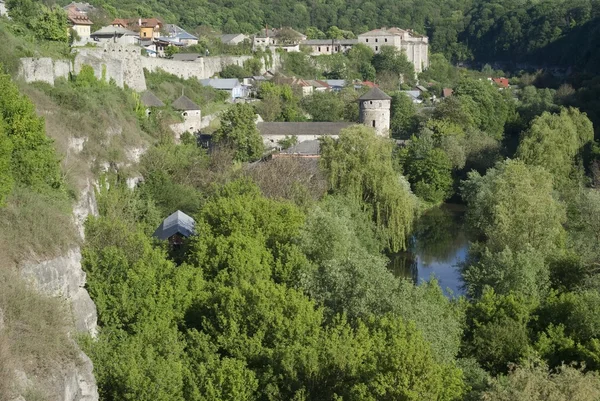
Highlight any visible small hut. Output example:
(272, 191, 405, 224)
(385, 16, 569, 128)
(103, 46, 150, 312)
(140, 90, 165, 115)
(152, 210, 196, 245)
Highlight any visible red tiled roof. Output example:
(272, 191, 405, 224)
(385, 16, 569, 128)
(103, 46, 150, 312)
(111, 18, 163, 31)
(442, 88, 453, 97)
(67, 9, 93, 25)
(361, 81, 379, 88)
(492, 77, 509, 88)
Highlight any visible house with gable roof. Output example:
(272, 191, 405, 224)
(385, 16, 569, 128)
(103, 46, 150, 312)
(65, 5, 93, 40)
(153, 210, 196, 245)
(170, 95, 202, 139)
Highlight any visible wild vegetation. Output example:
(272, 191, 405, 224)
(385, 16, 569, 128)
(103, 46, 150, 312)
(2, 0, 600, 400)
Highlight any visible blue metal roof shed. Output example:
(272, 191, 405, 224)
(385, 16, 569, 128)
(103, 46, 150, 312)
(152, 210, 196, 240)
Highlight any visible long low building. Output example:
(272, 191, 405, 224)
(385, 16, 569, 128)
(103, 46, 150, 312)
(258, 122, 356, 149)
(301, 39, 358, 56)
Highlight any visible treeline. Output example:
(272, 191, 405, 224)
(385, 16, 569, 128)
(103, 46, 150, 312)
(67, 0, 600, 65)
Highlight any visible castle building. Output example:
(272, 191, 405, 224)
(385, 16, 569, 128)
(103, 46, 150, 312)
(358, 87, 391, 137)
(357, 27, 429, 73)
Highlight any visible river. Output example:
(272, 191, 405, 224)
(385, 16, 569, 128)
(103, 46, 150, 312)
(389, 204, 471, 296)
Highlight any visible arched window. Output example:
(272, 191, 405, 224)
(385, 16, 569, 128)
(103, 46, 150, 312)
(372, 120, 376, 127)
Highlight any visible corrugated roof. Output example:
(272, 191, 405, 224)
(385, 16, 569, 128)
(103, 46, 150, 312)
(140, 91, 165, 107)
(200, 78, 242, 90)
(280, 139, 320, 155)
(358, 87, 392, 100)
(152, 210, 196, 240)
(91, 25, 137, 37)
(258, 122, 355, 137)
(172, 95, 200, 111)
(221, 33, 247, 43)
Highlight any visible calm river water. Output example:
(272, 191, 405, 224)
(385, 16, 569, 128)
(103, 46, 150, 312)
(389, 204, 471, 296)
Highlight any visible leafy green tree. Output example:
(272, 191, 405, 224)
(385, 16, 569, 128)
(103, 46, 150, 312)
(305, 26, 325, 39)
(419, 53, 460, 87)
(0, 70, 62, 192)
(220, 63, 248, 79)
(165, 45, 180, 58)
(242, 58, 262, 76)
(213, 103, 263, 162)
(462, 289, 534, 374)
(462, 159, 566, 254)
(320, 125, 416, 252)
(487, 360, 600, 401)
(0, 119, 13, 206)
(300, 91, 345, 121)
(453, 78, 510, 139)
(372, 46, 416, 86)
(256, 82, 303, 122)
(404, 146, 454, 203)
(319, 316, 466, 401)
(516, 107, 594, 188)
(390, 91, 419, 138)
(31, 6, 69, 42)
(462, 245, 550, 299)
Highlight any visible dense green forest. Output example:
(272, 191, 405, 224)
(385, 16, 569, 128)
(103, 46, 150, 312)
(2, 0, 600, 399)
(63, 0, 600, 66)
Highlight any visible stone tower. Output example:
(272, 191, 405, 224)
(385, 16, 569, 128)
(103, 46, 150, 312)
(358, 87, 391, 137)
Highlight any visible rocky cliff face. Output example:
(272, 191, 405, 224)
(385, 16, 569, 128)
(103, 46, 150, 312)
(14, 181, 100, 401)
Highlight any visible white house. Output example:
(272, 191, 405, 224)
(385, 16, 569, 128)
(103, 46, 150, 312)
(170, 95, 202, 140)
(66, 7, 93, 40)
(301, 39, 357, 56)
(200, 78, 249, 100)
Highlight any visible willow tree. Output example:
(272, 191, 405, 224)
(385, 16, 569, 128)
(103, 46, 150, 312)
(516, 107, 594, 188)
(320, 125, 416, 252)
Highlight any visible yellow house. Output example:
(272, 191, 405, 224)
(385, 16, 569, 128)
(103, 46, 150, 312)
(112, 18, 162, 39)
(67, 8, 93, 39)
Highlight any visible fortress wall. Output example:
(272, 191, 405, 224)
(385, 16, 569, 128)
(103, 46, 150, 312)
(19, 46, 281, 91)
(18, 58, 56, 84)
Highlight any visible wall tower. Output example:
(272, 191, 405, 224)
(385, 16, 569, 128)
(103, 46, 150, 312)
(358, 87, 391, 137)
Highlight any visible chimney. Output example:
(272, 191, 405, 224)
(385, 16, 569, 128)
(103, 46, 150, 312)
(138, 18, 142, 26)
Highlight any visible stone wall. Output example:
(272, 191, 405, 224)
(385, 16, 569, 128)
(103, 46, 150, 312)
(19, 45, 281, 92)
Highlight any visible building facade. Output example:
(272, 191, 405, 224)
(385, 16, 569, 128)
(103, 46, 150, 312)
(301, 39, 358, 56)
(358, 27, 429, 73)
(358, 87, 391, 137)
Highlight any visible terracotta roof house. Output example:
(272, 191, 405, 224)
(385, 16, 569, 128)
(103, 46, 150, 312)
(111, 18, 163, 39)
(152, 210, 196, 244)
(442, 88, 453, 98)
(66, 8, 93, 39)
(63, 2, 95, 14)
(492, 77, 510, 88)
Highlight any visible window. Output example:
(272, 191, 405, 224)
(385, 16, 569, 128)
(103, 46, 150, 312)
(370, 101, 373, 104)
(375, 46, 378, 51)
(183, 112, 188, 117)
(143, 32, 147, 37)
(366, 38, 369, 42)
(318, 46, 321, 51)
(326, 47, 329, 51)
(385, 38, 388, 42)
(375, 38, 378, 42)
(372, 120, 376, 127)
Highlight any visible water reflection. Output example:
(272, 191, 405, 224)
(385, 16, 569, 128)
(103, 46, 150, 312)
(389, 204, 471, 296)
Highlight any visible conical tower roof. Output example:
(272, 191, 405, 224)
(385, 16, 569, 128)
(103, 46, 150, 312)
(358, 86, 391, 101)
(172, 95, 200, 111)
(140, 90, 165, 107)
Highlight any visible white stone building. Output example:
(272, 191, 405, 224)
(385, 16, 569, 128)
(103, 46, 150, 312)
(358, 27, 429, 73)
(170, 95, 202, 140)
(301, 39, 358, 56)
(252, 27, 306, 52)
